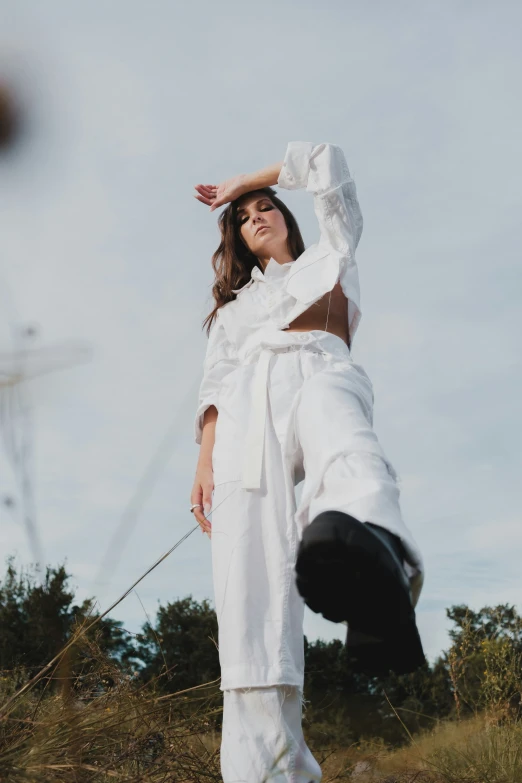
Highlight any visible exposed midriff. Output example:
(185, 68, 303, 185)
(284, 281, 350, 347)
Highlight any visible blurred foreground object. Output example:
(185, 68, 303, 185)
(0, 80, 22, 150)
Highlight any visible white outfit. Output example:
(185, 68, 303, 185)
(194, 141, 425, 782)
(221, 686, 322, 783)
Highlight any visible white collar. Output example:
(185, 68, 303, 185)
(231, 258, 294, 294)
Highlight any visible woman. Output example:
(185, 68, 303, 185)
(191, 141, 425, 783)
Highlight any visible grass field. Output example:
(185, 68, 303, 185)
(2, 626, 522, 783)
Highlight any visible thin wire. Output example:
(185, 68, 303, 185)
(324, 288, 332, 333)
(0, 485, 241, 720)
(0, 526, 194, 719)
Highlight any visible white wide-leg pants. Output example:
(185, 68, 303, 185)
(210, 330, 424, 783)
(220, 686, 322, 783)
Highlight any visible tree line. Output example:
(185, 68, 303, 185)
(1, 558, 521, 744)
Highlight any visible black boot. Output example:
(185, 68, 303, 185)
(294, 511, 426, 676)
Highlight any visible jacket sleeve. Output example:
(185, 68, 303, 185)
(194, 309, 239, 445)
(277, 141, 363, 261)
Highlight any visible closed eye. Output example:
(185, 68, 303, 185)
(239, 205, 273, 225)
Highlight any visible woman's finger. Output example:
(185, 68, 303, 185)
(190, 490, 208, 527)
(194, 500, 211, 532)
(195, 511, 211, 534)
(193, 190, 213, 202)
(195, 184, 216, 197)
(202, 491, 213, 525)
(194, 193, 212, 206)
(191, 485, 211, 533)
(200, 489, 213, 530)
(193, 506, 211, 533)
(194, 184, 218, 207)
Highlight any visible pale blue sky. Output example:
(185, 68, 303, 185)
(0, 0, 521, 664)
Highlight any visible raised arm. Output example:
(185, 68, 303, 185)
(194, 161, 284, 212)
(194, 141, 363, 261)
(277, 141, 363, 260)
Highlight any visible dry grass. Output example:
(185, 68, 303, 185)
(314, 716, 522, 782)
(313, 610, 522, 783)
(2, 605, 522, 781)
(0, 632, 223, 782)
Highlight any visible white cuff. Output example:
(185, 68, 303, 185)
(194, 398, 219, 444)
(277, 141, 314, 190)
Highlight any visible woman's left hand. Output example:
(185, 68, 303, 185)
(194, 174, 248, 212)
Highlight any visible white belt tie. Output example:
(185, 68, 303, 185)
(241, 341, 330, 490)
(242, 348, 274, 490)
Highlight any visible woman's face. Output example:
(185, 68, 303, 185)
(236, 192, 289, 262)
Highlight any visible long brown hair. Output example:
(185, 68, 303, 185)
(202, 186, 305, 335)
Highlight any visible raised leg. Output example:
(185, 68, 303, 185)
(291, 367, 425, 675)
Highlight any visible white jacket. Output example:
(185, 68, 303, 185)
(195, 140, 364, 444)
